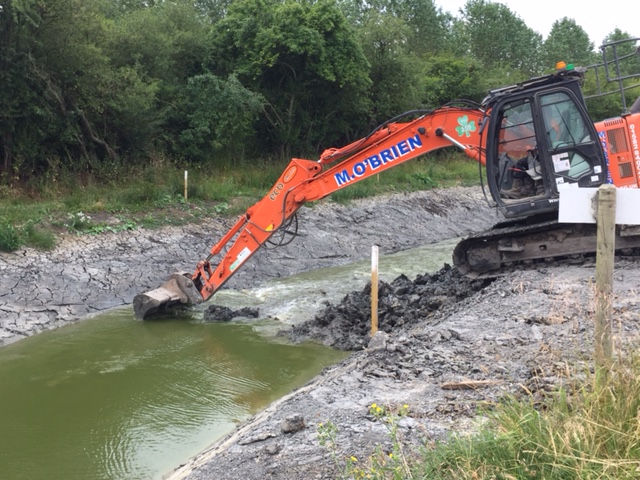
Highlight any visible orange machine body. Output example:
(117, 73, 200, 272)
(192, 106, 487, 299)
(596, 113, 640, 188)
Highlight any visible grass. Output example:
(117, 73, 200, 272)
(0, 151, 482, 252)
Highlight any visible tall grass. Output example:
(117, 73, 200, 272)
(317, 352, 640, 480)
(0, 151, 481, 251)
(417, 354, 640, 479)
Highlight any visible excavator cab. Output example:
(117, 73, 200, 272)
(483, 68, 608, 219)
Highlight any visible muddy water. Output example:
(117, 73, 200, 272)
(211, 238, 460, 330)
(0, 239, 456, 480)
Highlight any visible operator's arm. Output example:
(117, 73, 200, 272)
(190, 105, 486, 302)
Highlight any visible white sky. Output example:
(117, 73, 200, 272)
(435, 0, 638, 46)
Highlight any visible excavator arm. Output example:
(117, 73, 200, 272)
(133, 104, 487, 319)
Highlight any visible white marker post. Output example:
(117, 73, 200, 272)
(184, 170, 188, 202)
(370, 245, 379, 337)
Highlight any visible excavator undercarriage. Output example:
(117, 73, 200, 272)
(454, 217, 640, 277)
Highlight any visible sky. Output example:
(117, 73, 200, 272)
(434, 0, 638, 46)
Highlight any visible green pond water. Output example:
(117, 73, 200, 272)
(0, 311, 347, 479)
(0, 238, 456, 480)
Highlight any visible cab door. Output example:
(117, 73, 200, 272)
(537, 90, 607, 192)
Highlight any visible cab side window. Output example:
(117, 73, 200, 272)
(541, 92, 590, 149)
(497, 100, 535, 160)
(494, 100, 538, 192)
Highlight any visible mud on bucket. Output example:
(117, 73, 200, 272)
(133, 272, 203, 319)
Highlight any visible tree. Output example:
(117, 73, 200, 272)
(175, 74, 264, 161)
(0, 0, 217, 182)
(457, 0, 544, 77)
(340, 0, 455, 124)
(601, 29, 640, 78)
(355, 10, 424, 123)
(105, 1, 212, 154)
(339, 0, 451, 57)
(384, 0, 451, 57)
(15, 0, 166, 169)
(543, 18, 595, 71)
(422, 56, 485, 106)
(192, 0, 233, 23)
(0, 0, 45, 177)
(210, 0, 372, 158)
(584, 30, 640, 120)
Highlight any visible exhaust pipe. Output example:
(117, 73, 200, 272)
(133, 272, 203, 319)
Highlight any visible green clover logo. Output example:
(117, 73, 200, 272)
(455, 115, 476, 138)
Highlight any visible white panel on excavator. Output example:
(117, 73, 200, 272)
(559, 187, 640, 225)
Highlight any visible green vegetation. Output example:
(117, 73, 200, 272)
(0, 151, 481, 252)
(2, 0, 637, 191)
(1, 0, 637, 253)
(420, 356, 640, 479)
(319, 353, 640, 480)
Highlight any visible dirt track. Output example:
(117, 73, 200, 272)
(2, 186, 639, 480)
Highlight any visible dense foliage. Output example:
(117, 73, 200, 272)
(0, 0, 637, 184)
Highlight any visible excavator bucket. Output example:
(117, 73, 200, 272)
(133, 272, 203, 319)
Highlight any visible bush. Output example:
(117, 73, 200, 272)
(0, 222, 22, 252)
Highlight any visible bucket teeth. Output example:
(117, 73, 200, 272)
(133, 272, 203, 319)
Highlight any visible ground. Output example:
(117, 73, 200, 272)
(2, 186, 639, 480)
(166, 260, 640, 480)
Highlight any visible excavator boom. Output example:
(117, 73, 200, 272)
(133, 105, 487, 318)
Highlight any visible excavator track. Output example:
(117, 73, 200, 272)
(453, 219, 640, 277)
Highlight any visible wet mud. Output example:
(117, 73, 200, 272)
(286, 265, 493, 351)
(203, 305, 260, 322)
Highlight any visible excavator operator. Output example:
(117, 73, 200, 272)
(501, 147, 543, 199)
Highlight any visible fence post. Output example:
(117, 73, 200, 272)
(184, 170, 188, 202)
(370, 245, 379, 336)
(594, 184, 616, 375)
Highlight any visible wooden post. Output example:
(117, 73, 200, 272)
(594, 184, 616, 373)
(184, 170, 188, 202)
(370, 245, 379, 336)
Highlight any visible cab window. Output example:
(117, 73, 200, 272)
(540, 91, 595, 183)
(541, 92, 590, 149)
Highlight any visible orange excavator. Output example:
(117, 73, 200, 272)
(134, 38, 640, 319)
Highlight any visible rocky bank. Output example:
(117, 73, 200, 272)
(167, 258, 640, 480)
